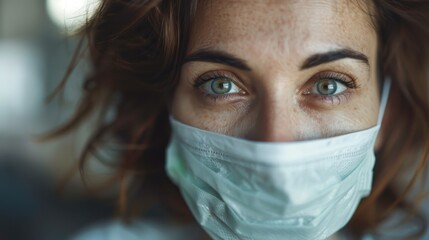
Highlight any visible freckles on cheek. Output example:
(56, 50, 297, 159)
(194, 105, 251, 133)
(186, 111, 233, 133)
(172, 88, 248, 133)
(301, 104, 367, 138)
(322, 107, 374, 135)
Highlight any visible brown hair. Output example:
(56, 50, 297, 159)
(48, 0, 429, 238)
(349, 1, 429, 238)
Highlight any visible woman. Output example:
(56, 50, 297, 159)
(53, 0, 429, 239)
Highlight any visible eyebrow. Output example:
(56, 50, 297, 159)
(183, 48, 369, 71)
(183, 48, 252, 71)
(300, 48, 369, 70)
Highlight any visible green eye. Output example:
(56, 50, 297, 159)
(316, 79, 338, 95)
(211, 78, 232, 94)
(198, 77, 241, 95)
(312, 78, 350, 96)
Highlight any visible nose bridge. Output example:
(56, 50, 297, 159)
(251, 90, 299, 142)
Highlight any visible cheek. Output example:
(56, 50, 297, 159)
(171, 82, 249, 133)
(358, 80, 380, 125)
(322, 90, 379, 133)
(334, 87, 379, 133)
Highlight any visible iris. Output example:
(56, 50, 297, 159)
(317, 79, 338, 95)
(211, 78, 232, 94)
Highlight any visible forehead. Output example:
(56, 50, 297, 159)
(188, 0, 376, 58)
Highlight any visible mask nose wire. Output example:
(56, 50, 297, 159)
(377, 77, 392, 125)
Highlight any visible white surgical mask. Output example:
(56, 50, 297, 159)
(166, 79, 391, 240)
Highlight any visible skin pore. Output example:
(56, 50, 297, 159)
(172, 0, 380, 142)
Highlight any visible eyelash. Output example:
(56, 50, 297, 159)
(193, 71, 246, 102)
(192, 71, 359, 105)
(305, 72, 359, 105)
(193, 71, 236, 87)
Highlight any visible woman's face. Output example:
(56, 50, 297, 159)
(172, 0, 379, 142)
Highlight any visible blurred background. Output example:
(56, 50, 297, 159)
(0, 0, 118, 239)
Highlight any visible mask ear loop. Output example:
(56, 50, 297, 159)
(377, 77, 392, 125)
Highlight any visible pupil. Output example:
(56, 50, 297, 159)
(317, 79, 337, 95)
(211, 79, 232, 94)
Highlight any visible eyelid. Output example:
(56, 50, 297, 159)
(301, 71, 359, 105)
(304, 71, 358, 93)
(192, 70, 249, 94)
